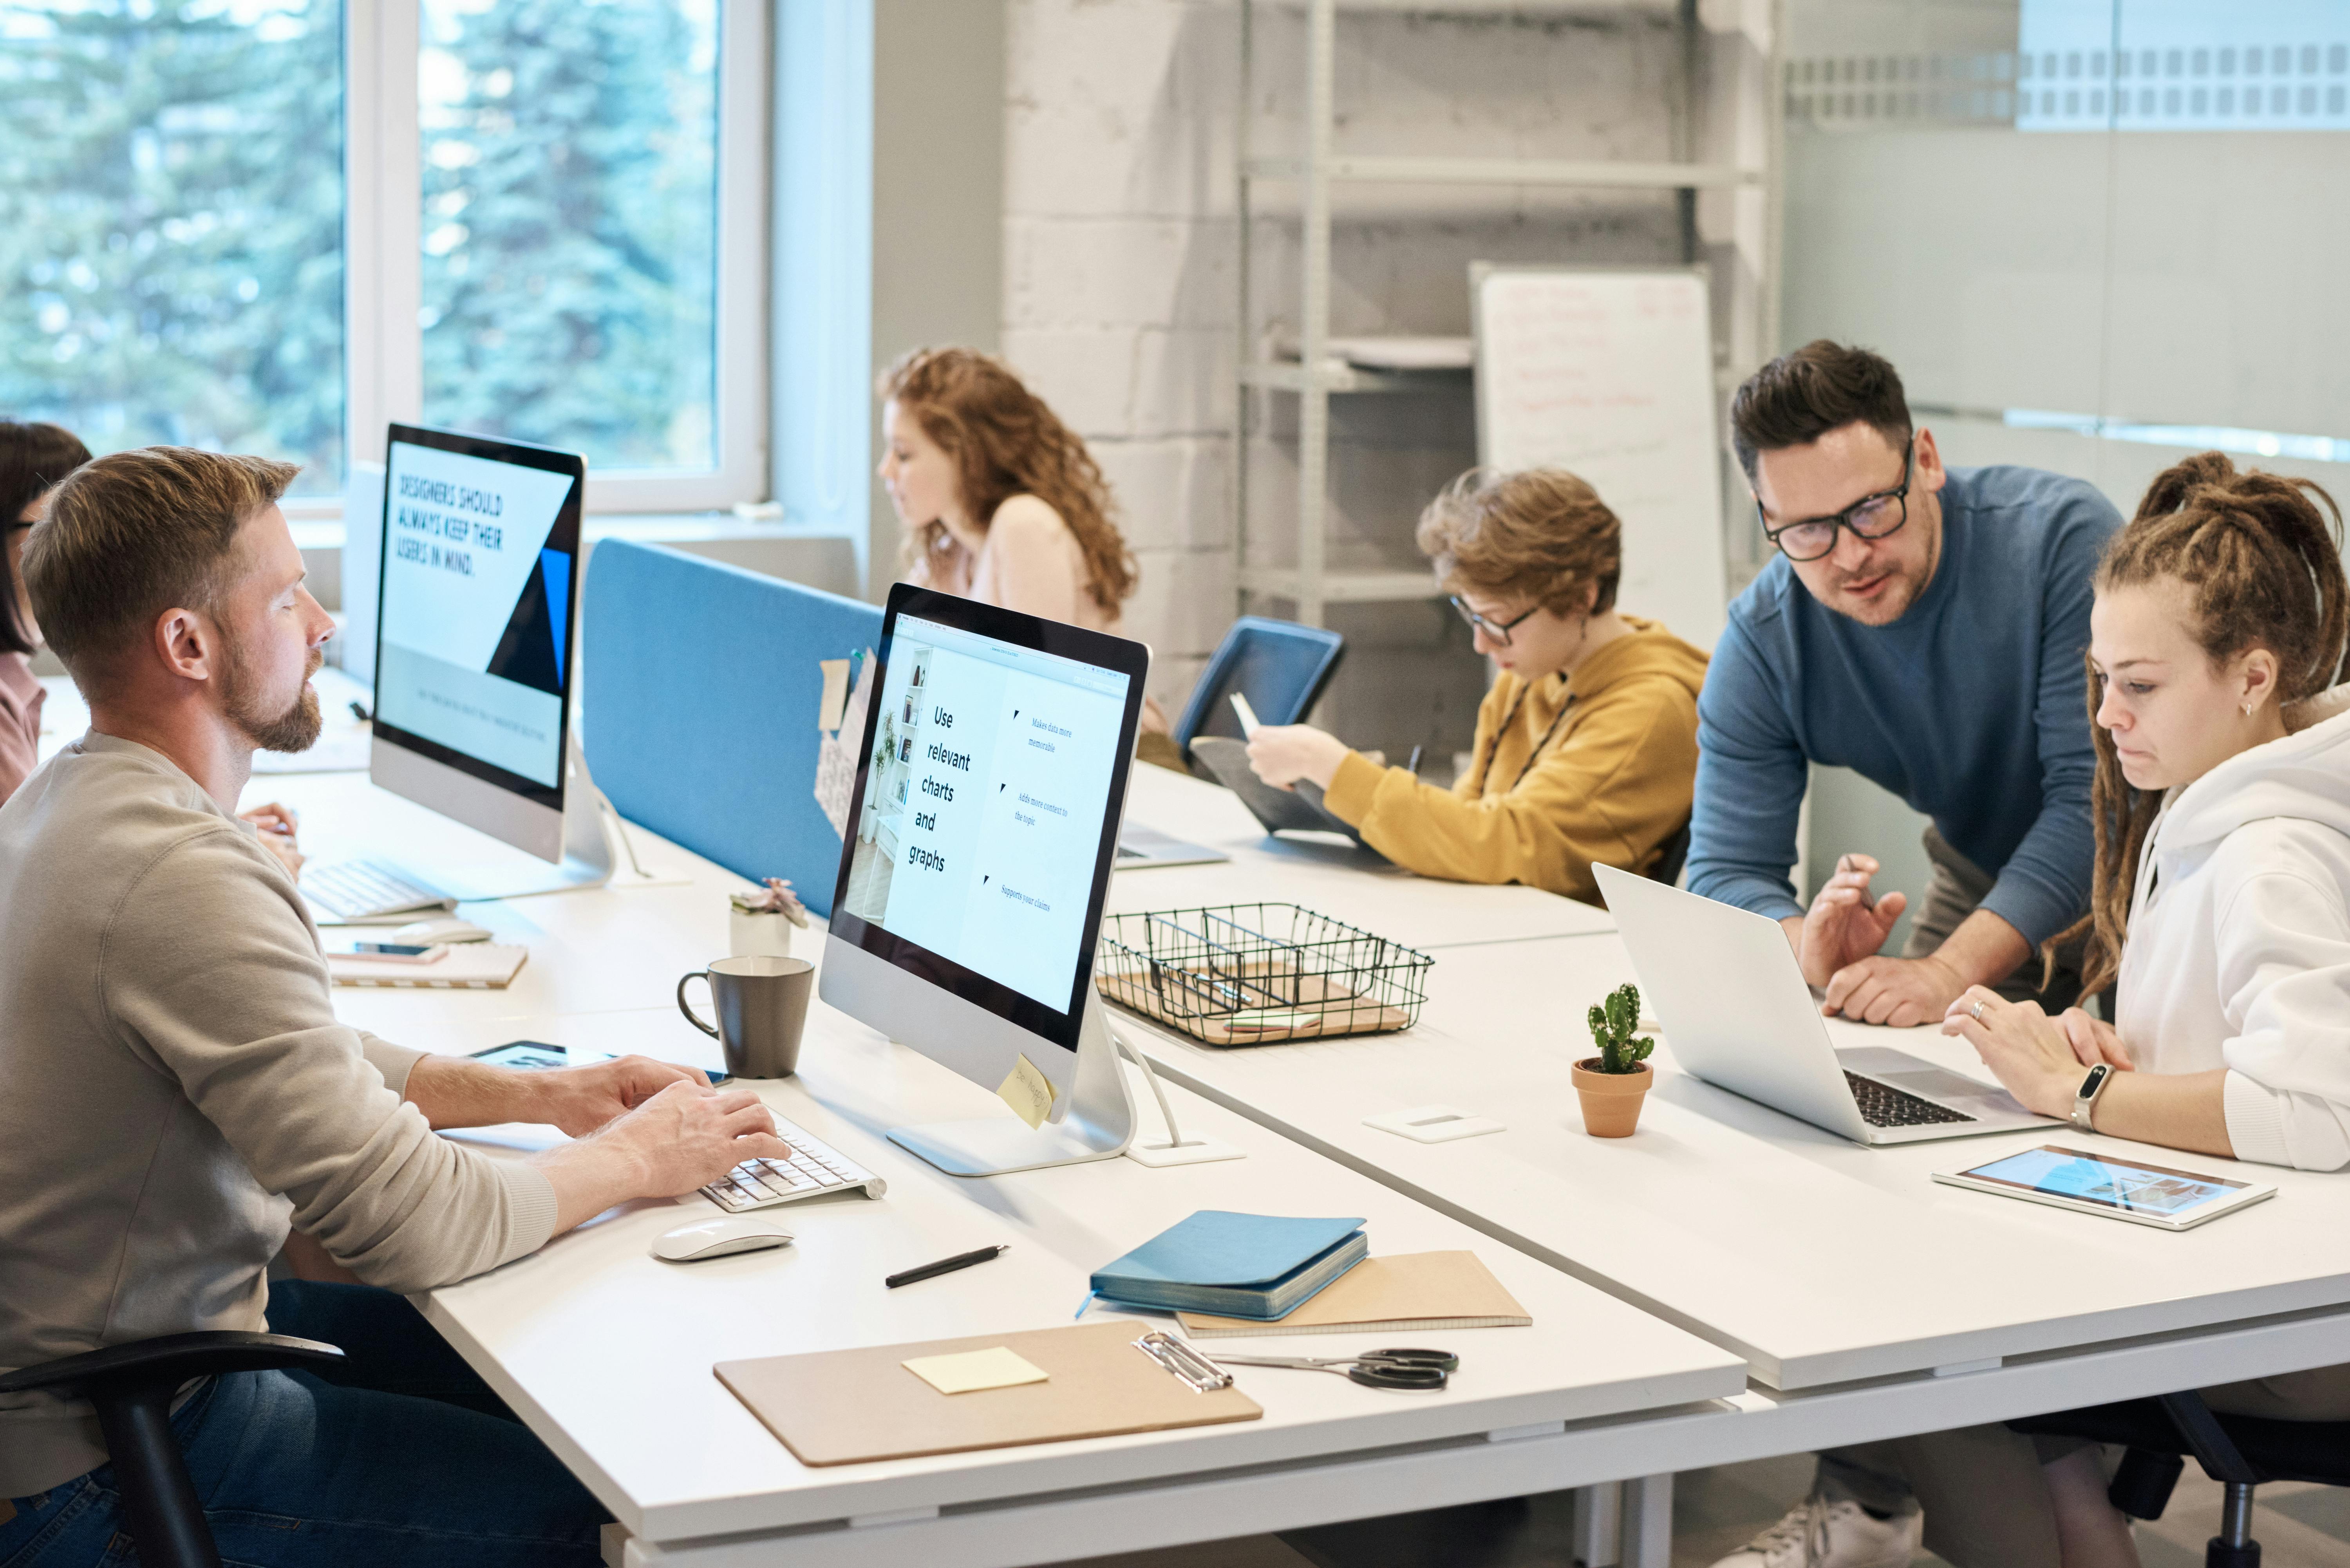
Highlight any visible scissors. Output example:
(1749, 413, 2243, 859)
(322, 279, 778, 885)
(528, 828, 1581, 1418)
(1208, 1347, 1458, 1390)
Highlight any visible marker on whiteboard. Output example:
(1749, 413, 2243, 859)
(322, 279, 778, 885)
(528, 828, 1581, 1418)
(1229, 692, 1262, 738)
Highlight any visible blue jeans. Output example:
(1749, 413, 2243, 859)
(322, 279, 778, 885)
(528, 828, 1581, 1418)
(0, 1281, 607, 1567)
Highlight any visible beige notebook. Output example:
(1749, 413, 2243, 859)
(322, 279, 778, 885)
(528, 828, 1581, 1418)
(328, 945, 528, 989)
(1176, 1251, 1531, 1339)
(716, 1320, 1262, 1468)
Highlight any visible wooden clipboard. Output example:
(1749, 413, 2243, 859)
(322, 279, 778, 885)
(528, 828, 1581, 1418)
(714, 1320, 1263, 1467)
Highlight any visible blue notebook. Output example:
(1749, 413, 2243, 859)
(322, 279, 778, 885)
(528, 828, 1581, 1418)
(1089, 1211, 1368, 1321)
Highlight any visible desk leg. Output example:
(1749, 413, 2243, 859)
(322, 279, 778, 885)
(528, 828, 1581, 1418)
(1622, 1473, 1674, 1568)
(1572, 1481, 1621, 1566)
(600, 1522, 631, 1567)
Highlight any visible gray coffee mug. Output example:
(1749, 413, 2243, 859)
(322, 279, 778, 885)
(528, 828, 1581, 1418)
(677, 955, 813, 1078)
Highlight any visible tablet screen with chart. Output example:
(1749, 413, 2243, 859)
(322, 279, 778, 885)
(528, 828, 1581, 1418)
(1957, 1146, 2253, 1219)
(834, 605, 1139, 1036)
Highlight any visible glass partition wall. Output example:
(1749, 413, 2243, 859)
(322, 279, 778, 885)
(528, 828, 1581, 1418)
(1780, 0, 2350, 920)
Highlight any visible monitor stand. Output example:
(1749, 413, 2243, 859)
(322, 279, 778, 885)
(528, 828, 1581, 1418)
(888, 993, 1141, 1177)
(431, 737, 649, 901)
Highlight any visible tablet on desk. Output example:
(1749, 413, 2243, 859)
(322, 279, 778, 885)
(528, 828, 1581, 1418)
(1934, 1145, 2275, 1231)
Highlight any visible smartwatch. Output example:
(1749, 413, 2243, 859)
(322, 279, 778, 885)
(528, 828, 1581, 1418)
(2071, 1062, 2115, 1133)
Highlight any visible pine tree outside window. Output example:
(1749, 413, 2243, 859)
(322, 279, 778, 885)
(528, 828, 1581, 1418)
(0, 0, 769, 518)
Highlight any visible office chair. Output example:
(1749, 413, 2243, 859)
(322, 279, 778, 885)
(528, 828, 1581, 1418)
(2011, 1389, 2350, 1567)
(1173, 617, 1346, 769)
(0, 1330, 343, 1568)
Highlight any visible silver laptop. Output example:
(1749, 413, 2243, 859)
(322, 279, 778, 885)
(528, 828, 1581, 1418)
(1115, 822, 1229, 869)
(1593, 865, 2055, 1145)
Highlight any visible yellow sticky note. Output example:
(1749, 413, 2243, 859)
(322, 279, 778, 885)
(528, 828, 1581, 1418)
(995, 1052, 1059, 1130)
(817, 659, 851, 731)
(902, 1346, 1049, 1395)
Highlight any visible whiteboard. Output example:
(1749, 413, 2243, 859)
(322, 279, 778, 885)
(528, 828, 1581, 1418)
(1472, 265, 1728, 650)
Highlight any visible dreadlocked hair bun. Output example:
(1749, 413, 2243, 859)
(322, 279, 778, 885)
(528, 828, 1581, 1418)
(2043, 451, 2349, 997)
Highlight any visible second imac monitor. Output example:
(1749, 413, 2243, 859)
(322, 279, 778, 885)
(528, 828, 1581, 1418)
(372, 424, 585, 869)
(821, 585, 1150, 1175)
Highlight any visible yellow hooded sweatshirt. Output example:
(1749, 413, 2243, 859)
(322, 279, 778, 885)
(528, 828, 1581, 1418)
(1320, 616, 1708, 906)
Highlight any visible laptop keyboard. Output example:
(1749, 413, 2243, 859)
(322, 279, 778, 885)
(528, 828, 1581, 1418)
(300, 860, 453, 921)
(700, 1116, 888, 1211)
(1846, 1071, 1976, 1128)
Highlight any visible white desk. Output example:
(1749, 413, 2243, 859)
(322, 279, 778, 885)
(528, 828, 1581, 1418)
(1114, 930, 2350, 1437)
(253, 775, 1745, 1568)
(1115, 762, 1614, 949)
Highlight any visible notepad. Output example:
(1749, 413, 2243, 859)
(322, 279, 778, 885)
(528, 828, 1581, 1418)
(328, 944, 528, 989)
(902, 1346, 1048, 1395)
(1176, 1251, 1532, 1338)
(716, 1320, 1262, 1467)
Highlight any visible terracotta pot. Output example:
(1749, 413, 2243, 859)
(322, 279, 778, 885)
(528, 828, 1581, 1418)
(1571, 1058, 1653, 1138)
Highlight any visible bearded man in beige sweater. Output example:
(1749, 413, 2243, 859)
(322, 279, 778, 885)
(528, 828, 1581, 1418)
(0, 448, 792, 1567)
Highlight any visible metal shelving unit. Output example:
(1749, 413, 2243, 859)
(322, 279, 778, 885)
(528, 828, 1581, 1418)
(1235, 0, 1786, 627)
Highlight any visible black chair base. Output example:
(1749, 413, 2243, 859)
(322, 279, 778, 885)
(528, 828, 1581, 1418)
(2013, 1390, 2350, 1568)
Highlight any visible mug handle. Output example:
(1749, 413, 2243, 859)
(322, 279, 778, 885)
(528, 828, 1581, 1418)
(676, 971, 720, 1038)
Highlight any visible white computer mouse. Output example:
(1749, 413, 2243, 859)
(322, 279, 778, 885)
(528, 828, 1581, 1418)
(650, 1216, 796, 1264)
(390, 916, 494, 945)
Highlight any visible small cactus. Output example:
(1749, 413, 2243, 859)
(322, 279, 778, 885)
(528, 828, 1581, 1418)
(1585, 983, 1651, 1075)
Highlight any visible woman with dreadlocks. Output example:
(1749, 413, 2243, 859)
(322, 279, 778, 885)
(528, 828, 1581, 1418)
(1939, 451, 2350, 1566)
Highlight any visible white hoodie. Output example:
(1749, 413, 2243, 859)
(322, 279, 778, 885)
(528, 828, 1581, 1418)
(2115, 705, 2350, 1170)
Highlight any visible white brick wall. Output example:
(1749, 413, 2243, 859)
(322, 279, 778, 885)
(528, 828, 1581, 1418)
(1001, 0, 1683, 754)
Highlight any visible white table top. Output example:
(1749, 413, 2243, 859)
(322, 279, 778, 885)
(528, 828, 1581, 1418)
(251, 774, 1743, 1545)
(1116, 930, 2350, 1391)
(1114, 762, 1614, 950)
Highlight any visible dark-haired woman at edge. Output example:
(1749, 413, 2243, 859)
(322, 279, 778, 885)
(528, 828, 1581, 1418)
(0, 421, 306, 872)
(0, 421, 92, 802)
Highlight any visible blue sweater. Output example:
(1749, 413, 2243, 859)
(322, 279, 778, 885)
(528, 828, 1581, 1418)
(1687, 465, 2122, 948)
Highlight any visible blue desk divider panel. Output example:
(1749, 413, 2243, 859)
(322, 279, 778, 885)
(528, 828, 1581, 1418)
(582, 539, 883, 917)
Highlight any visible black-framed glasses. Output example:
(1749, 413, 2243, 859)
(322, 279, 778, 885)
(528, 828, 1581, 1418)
(1758, 439, 1914, 562)
(1449, 595, 1540, 647)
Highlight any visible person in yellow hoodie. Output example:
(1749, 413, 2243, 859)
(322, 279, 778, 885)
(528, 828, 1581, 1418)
(1244, 468, 1708, 905)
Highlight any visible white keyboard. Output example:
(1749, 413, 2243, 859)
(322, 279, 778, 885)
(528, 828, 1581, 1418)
(300, 860, 455, 922)
(700, 1116, 888, 1212)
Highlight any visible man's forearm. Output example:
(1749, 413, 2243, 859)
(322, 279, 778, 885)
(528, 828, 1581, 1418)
(402, 1055, 537, 1130)
(1933, 908, 2032, 988)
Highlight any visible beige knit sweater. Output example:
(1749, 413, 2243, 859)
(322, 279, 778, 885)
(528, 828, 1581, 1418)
(0, 734, 557, 1496)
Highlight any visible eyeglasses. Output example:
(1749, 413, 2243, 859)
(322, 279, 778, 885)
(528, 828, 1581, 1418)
(1449, 595, 1540, 647)
(1758, 439, 1915, 562)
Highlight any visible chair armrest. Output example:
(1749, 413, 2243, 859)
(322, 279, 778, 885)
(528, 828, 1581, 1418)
(0, 1331, 343, 1399)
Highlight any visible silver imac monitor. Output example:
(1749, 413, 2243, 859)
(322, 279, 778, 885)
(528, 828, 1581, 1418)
(821, 584, 1152, 1176)
(324, 425, 589, 909)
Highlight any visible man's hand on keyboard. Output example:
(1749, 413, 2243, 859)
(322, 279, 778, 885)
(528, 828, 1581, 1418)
(536, 1081, 792, 1233)
(531, 1055, 713, 1138)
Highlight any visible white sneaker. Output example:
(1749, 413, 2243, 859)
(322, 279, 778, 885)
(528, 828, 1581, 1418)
(1709, 1494, 1921, 1568)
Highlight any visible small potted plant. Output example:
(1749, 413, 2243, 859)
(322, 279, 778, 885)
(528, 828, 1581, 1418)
(1573, 982, 1653, 1138)
(729, 878, 810, 959)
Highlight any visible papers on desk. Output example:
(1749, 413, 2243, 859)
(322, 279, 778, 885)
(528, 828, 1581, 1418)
(328, 944, 527, 988)
(1177, 1251, 1531, 1339)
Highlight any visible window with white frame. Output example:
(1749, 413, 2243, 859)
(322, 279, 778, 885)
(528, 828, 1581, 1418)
(0, 0, 766, 517)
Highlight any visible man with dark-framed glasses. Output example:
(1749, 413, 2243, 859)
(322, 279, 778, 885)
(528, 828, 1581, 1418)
(1688, 346, 2123, 1568)
(1691, 340, 2122, 1028)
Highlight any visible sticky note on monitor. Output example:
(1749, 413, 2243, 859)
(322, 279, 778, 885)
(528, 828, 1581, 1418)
(902, 1346, 1049, 1395)
(996, 1053, 1058, 1130)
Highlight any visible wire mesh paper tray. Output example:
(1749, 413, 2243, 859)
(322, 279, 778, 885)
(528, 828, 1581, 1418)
(1094, 903, 1433, 1046)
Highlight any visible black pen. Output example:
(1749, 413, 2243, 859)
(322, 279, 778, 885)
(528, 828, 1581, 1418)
(885, 1243, 1010, 1289)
